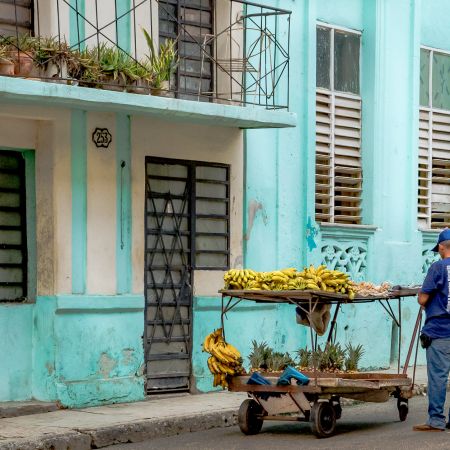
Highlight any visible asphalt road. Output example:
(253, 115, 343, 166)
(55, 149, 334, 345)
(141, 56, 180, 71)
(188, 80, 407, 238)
(107, 396, 450, 450)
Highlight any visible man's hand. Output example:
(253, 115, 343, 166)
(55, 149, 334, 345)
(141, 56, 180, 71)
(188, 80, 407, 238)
(418, 291, 430, 307)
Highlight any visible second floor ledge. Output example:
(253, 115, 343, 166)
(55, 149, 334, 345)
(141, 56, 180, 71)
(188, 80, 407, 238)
(0, 76, 297, 129)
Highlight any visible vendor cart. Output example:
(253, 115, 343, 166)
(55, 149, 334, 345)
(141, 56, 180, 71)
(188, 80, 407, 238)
(219, 287, 422, 438)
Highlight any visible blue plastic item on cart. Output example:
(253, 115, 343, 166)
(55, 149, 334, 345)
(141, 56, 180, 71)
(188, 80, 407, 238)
(247, 371, 272, 386)
(247, 372, 280, 399)
(277, 366, 310, 386)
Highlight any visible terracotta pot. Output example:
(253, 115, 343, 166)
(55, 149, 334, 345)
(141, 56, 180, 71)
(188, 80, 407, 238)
(8, 51, 34, 77)
(150, 80, 170, 97)
(104, 78, 126, 92)
(127, 79, 149, 95)
(0, 59, 15, 76)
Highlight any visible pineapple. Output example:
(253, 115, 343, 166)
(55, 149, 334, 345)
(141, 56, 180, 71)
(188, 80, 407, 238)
(345, 343, 365, 372)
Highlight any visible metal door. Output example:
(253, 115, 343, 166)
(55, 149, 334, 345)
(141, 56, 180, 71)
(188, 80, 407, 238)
(145, 158, 192, 392)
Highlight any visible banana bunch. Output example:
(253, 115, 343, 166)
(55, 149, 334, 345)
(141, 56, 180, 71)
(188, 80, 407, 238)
(295, 265, 355, 299)
(203, 328, 244, 389)
(223, 266, 356, 299)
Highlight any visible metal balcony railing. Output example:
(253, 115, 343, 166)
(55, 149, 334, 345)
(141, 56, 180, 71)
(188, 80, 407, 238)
(0, 0, 291, 109)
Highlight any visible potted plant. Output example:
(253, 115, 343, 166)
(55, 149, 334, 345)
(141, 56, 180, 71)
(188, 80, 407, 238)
(142, 28, 178, 96)
(126, 60, 153, 94)
(33, 37, 70, 81)
(68, 47, 102, 88)
(2, 34, 35, 77)
(0, 46, 14, 76)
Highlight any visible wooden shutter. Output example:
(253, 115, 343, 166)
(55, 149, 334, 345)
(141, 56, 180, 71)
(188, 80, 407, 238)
(418, 108, 450, 229)
(431, 111, 450, 228)
(0, 0, 32, 36)
(316, 90, 362, 224)
(418, 109, 431, 227)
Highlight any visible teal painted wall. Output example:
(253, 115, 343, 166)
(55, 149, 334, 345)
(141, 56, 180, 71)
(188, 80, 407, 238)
(33, 296, 145, 407)
(421, 0, 450, 50)
(0, 304, 33, 401)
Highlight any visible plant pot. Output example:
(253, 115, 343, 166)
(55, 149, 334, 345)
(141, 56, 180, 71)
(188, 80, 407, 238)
(104, 78, 126, 92)
(8, 51, 34, 77)
(127, 79, 149, 95)
(150, 80, 170, 97)
(0, 59, 15, 76)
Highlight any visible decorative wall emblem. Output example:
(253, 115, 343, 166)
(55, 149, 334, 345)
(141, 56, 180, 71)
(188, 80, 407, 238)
(321, 242, 367, 282)
(92, 128, 112, 148)
(422, 248, 439, 276)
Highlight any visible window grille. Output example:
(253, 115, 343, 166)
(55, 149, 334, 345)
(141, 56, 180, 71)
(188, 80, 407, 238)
(315, 25, 362, 225)
(418, 48, 450, 229)
(0, 150, 27, 302)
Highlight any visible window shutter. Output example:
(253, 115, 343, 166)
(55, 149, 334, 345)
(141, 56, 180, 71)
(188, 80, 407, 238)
(315, 91, 332, 222)
(431, 110, 450, 228)
(417, 109, 431, 227)
(316, 90, 362, 224)
(0, 0, 32, 36)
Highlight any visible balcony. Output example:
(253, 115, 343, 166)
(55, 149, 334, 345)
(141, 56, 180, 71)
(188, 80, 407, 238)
(0, 0, 295, 129)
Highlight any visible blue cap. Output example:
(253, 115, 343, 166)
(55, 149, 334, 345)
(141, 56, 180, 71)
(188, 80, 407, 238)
(432, 229, 450, 252)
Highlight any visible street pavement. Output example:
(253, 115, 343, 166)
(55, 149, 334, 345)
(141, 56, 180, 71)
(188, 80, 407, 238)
(105, 396, 450, 450)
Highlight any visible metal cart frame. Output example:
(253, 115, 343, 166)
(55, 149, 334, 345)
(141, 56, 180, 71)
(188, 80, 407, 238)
(219, 288, 422, 438)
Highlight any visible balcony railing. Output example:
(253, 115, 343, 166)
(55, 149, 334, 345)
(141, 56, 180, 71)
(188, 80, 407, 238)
(0, 0, 291, 110)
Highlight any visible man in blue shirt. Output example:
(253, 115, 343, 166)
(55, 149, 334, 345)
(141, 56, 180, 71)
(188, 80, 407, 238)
(413, 229, 450, 432)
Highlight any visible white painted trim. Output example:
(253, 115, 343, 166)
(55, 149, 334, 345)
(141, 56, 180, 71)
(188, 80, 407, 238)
(316, 88, 360, 101)
(316, 21, 362, 36)
(421, 45, 450, 56)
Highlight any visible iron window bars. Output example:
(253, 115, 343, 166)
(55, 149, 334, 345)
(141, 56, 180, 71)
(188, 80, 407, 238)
(0, 0, 291, 109)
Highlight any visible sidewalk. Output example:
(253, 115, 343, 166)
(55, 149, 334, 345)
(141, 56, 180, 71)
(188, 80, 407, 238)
(0, 366, 429, 450)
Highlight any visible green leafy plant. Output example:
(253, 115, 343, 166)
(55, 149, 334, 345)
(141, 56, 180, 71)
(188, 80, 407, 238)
(142, 28, 178, 89)
(345, 343, 365, 371)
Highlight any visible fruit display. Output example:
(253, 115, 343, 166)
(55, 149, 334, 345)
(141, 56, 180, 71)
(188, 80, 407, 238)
(203, 328, 244, 389)
(351, 281, 391, 297)
(223, 266, 355, 299)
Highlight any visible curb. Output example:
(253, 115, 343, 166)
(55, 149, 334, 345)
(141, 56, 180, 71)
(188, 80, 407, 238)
(0, 409, 238, 450)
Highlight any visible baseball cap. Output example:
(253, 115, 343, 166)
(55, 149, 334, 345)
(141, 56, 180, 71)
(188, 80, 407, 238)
(432, 228, 450, 252)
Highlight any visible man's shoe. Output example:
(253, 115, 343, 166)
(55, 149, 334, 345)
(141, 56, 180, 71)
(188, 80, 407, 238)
(413, 424, 444, 432)
(446, 422, 450, 430)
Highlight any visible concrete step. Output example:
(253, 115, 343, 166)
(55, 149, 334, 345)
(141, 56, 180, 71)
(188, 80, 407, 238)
(0, 401, 58, 419)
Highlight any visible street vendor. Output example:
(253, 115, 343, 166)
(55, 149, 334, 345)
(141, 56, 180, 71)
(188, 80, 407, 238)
(413, 229, 450, 432)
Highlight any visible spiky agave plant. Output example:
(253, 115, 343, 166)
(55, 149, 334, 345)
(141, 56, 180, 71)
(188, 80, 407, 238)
(345, 343, 365, 371)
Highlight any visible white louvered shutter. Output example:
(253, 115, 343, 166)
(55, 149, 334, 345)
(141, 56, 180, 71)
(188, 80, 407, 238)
(418, 108, 450, 229)
(431, 111, 450, 228)
(316, 90, 362, 224)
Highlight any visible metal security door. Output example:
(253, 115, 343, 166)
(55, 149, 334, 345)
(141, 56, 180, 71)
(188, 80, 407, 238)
(145, 158, 192, 392)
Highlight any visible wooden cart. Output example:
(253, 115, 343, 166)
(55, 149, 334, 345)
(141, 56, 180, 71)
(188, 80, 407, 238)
(219, 288, 422, 438)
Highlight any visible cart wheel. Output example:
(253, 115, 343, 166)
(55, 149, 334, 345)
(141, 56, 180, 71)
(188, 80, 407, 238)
(398, 403, 409, 421)
(330, 397, 342, 420)
(310, 401, 337, 438)
(238, 399, 264, 435)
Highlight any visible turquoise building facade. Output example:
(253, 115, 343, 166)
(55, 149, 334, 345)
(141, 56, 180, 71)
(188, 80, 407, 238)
(0, 0, 449, 406)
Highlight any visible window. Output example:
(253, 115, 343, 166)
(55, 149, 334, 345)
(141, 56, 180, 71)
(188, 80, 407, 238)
(418, 48, 450, 229)
(315, 25, 362, 225)
(0, 151, 27, 301)
(0, 0, 32, 36)
(159, 0, 213, 100)
(146, 158, 229, 270)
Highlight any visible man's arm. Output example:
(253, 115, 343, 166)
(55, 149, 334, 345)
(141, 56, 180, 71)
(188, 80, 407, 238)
(418, 291, 430, 307)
